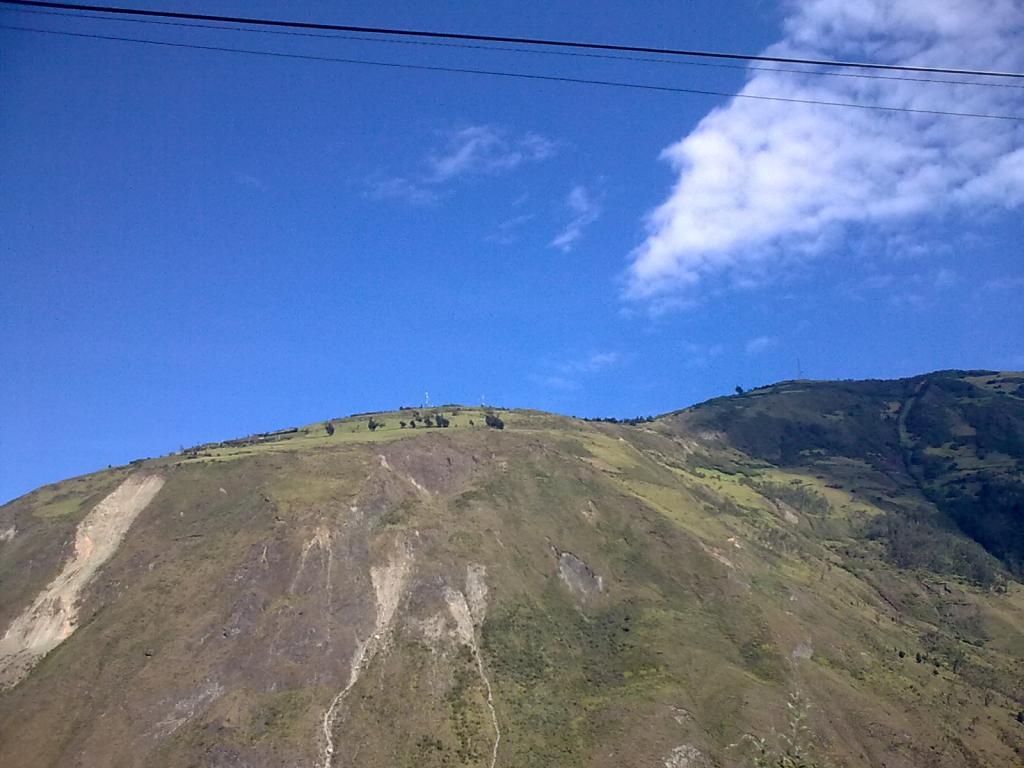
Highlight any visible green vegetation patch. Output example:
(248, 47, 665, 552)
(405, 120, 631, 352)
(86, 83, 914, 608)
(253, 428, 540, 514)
(482, 590, 664, 766)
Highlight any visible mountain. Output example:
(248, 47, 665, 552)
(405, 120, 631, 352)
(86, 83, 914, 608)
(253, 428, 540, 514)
(1, 371, 1022, 768)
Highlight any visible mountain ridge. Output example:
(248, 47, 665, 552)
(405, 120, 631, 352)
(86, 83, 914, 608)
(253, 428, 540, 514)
(1, 369, 1022, 767)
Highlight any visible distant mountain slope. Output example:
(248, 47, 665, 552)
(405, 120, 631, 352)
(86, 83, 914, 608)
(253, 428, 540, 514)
(669, 370, 1024, 582)
(1, 375, 1022, 768)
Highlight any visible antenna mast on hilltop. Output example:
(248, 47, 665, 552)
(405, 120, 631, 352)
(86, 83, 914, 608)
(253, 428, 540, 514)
(797, 357, 804, 379)
(424, 391, 431, 408)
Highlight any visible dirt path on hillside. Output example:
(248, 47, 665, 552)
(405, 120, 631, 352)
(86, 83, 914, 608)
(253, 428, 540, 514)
(0, 474, 165, 688)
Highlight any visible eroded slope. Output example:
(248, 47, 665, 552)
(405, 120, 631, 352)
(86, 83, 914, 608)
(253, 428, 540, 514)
(0, 386, 1021, 767)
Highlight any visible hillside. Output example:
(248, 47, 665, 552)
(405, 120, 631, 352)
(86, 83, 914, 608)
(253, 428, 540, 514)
(1, 371, 1023, 768)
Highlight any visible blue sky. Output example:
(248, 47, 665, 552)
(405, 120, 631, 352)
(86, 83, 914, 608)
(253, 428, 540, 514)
(2, 0, 1023, 502)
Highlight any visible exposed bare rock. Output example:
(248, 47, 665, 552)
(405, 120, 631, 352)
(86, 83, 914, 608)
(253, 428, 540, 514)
(152, 679, 225, 739)
(664, 744, 709, 768)
(444, 565, 500, 768)
(0, 474, 164, 688)
(378, 439, 477, 495)
(465, 563, 489, 625)
(552, 546, 603, 597)
(320, 540, 413, 768)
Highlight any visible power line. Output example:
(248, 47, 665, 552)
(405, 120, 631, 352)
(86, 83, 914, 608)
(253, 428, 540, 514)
(6, 24, 1022, 123)
(10, 6, 1024, 90)
(3, 0, 1023, 80)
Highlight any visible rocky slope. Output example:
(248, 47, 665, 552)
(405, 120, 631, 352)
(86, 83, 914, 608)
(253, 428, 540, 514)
(1, 371, 1022, 767)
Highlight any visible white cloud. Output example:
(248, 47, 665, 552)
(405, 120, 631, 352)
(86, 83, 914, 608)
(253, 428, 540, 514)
(746, 335, 778, 355)
(371, 125, 555, 204)
(626, 0, 1024, 300)
(564, 351, 620, 373)
(233, 172, 267, 191)
(535, 351, 621, 390)
(980, 275, 1024, 293)
(933, 267, 957, 288)
(427, 126, 555, 182)
(532, 374, 580, 391)
(367, 176, 440, 205)
(486, 213, 534, 245)
(551, 185, 603, 252)
(681, 340, 726, 369)
(861, 273, 895, 290)
(846, 264, 960, 308)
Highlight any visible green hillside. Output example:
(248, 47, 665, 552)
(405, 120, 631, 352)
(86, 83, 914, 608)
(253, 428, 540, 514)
(1, 373, 1022, 767)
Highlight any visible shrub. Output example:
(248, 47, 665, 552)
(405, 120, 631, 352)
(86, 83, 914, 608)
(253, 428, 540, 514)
(582, 415, 655, 425)
(485, 413, 504, 430)
(324, 421, 335, 436)
(622, 415, 655, 425)
(368, 418, 380, 432)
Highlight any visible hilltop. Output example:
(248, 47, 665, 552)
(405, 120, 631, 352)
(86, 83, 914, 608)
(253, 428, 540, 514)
(1, 370, 1022, 767)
